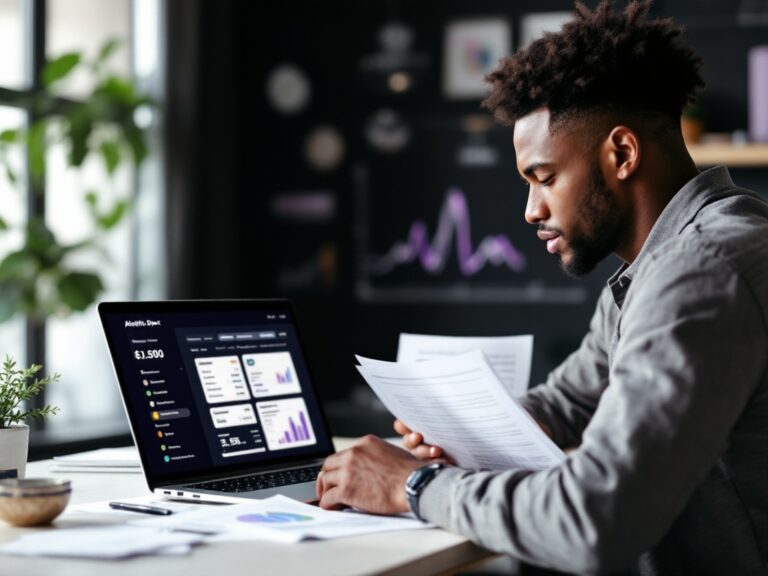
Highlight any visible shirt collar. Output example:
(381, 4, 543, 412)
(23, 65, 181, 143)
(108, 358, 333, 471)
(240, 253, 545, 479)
(607, 166, 736, 308)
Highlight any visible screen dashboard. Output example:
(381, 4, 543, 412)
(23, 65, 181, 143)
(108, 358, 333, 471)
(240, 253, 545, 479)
(99, 302, 334, 484)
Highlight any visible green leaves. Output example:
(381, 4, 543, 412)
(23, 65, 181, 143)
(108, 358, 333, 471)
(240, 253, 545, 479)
(0, 356, 60, 428)
(57, 272, 103, 312)
(42, 53, 81, 87)
(85, 191, 129, 230)
(0, 37, 150, 324)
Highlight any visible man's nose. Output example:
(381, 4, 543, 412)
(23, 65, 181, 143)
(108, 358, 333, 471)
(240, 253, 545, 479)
(525, 187, 548, 224)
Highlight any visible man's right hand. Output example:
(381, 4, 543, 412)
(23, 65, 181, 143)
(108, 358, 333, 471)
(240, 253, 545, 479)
(393, 419, 455, 464)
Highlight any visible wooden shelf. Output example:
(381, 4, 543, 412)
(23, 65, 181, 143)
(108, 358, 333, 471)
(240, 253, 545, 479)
(688, 143, 768, 167)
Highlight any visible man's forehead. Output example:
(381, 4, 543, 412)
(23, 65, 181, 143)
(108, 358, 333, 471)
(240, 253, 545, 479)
(513, 108, 555, 169)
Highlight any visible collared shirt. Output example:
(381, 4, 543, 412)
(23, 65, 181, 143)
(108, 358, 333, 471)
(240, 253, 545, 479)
(418, 167, 768, 575)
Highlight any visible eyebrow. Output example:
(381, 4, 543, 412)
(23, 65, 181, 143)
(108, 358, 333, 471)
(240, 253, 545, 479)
(522, 162, 553, 177)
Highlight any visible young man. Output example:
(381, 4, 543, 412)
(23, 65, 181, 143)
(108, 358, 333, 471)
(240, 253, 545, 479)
(316, 1, 768, 573)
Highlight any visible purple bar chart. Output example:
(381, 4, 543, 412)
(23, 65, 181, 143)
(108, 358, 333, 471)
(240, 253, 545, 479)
(257, 397, 317, 450)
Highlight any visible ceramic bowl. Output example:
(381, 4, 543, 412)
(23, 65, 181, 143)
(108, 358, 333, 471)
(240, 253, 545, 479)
(0, 478, 71, 527)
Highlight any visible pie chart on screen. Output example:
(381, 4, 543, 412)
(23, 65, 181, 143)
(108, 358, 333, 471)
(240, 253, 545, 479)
(238, 512, 314, 524)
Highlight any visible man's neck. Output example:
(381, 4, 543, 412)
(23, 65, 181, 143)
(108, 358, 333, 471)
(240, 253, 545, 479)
(616, 144, 699, 264)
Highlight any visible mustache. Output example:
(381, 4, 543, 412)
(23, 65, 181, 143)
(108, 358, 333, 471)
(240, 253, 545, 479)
(537, 224, 564, 236)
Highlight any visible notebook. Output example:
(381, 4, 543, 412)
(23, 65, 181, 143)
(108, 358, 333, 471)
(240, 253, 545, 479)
(98, 299, 335, 503)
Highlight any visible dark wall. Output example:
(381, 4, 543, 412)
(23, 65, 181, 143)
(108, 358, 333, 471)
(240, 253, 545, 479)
(166, 0, 768, 434)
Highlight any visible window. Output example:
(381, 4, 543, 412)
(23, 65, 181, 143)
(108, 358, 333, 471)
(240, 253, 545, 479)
(0, 0, 165, 440)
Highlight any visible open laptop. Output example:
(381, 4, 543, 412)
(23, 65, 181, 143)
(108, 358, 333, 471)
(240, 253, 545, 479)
(98, 299, 335, 503)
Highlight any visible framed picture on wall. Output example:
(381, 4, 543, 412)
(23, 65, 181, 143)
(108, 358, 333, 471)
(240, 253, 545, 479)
(443, 18, 511, 100)
(519, 12, 573, 50)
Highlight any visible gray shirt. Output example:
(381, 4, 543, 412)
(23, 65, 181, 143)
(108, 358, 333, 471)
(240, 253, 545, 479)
(418, 167, 768, 575)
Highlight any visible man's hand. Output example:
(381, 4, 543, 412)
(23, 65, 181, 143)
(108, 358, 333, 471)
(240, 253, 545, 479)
(316, 434, 424, 514)
(394, 419, 455, 464)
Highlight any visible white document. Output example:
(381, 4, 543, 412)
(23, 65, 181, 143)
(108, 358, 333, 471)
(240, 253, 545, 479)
(357, 350, 565, 470)
(132, 495, 430, 544)
(67, 495, 209, 517)
(0, 526, 203, 559)
(50, 446, 141, 473)
(397, 333, 534, 397)
(52, 446, 140, 467)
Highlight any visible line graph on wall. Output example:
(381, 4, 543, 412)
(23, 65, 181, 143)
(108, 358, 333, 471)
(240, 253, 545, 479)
(355, 121, 589, 303)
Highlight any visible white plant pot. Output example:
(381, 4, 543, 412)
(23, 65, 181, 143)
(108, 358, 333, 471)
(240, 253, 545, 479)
(0, 424, 29, 479)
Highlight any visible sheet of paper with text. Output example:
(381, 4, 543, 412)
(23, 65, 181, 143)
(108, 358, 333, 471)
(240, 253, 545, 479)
(357, 350, 564, 470)
(396, 333, 533, 397)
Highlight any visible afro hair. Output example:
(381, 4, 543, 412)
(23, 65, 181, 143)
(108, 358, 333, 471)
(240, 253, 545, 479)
(483, 0, 704, 128)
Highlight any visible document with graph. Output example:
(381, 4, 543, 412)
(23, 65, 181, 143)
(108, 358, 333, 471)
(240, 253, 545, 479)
(397, 333, 533, 397)
(356, 350, 565, 470)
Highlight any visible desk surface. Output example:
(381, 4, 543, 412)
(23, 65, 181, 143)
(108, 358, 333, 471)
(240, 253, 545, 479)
(0, 439, 493, 576)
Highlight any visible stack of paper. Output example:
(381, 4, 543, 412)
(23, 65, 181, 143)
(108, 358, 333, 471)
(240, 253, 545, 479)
(397, 333, 533, 397)
(357, 334, 565, 471)
(50, 446, 141, 474)
(0, 526, 203, 559)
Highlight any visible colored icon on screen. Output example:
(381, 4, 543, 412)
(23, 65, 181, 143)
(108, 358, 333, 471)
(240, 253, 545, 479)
(163, 455, 170, 463)
(157, 431, 164, 438)
(161, 445, 167, 451)
(237, 512, 314, 524)
(152, 411, 160, 421)
(246, 358, 255, 366)
(146, 390, 152, 397)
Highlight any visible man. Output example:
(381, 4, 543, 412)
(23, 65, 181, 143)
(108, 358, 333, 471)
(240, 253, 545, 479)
(317, 1, 768, 573)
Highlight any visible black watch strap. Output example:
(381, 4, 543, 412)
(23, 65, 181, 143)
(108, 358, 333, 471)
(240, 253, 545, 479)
(405, 463, 444, 520)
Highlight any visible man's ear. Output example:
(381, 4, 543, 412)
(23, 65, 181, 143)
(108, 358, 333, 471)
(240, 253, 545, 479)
(604, 126, 640, 182)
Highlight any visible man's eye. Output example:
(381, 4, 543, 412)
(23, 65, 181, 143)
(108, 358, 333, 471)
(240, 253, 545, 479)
(540, 175, 554, 186)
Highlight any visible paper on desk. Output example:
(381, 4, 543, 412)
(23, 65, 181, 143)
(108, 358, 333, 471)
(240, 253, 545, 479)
(67, 495, 210, 517)
(397, 333, 534, 397)
(132, 494, 431, 544)
(357, 350, 565, 470)
(52, 446, 140, 467)
(0, 526, 203, 559)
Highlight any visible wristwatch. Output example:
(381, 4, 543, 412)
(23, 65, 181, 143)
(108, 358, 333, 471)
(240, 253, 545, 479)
(405, 463, 444, 520)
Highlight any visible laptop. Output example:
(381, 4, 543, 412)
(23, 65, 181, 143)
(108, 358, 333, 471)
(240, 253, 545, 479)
(98, 299, 335, 503)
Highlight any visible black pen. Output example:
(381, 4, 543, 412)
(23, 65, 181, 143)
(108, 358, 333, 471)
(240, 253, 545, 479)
(109, 501, 173, 516)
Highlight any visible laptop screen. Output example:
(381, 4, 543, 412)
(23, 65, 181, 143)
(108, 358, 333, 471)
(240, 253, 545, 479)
(99, 300, 334, 486)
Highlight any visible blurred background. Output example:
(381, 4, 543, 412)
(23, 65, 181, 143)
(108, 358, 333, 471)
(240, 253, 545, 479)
(1, 0, 767, 456)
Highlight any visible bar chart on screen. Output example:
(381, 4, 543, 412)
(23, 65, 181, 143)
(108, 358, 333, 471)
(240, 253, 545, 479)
(242, 351, 302, 398)
(257, 397, 317, 451)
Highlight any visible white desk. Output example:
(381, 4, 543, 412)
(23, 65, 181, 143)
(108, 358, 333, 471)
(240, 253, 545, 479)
(0, 439, 494, 576)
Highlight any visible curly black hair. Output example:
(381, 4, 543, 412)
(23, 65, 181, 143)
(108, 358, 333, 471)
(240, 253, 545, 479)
(483, 0, 704, 129)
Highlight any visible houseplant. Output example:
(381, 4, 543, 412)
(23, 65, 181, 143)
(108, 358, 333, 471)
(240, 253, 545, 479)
(0, 356, 59, 479)
(0, 38, 151, 325)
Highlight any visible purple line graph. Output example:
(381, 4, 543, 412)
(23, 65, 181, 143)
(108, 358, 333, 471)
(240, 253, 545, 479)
(368, 188, 526, 277)
(279, 411, 311, 445)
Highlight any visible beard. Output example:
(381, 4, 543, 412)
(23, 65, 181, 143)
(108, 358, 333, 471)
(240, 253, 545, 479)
(559, 164, 623, 278)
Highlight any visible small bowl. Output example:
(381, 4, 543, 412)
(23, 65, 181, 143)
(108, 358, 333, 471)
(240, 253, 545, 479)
(0, 478, 71, 527)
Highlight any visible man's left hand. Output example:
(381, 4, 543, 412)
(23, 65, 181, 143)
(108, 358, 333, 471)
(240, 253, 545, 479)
(316, 434, 424, 515)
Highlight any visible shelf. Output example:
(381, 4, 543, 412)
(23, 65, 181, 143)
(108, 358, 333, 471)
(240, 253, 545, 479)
(687, 143, 768, 167)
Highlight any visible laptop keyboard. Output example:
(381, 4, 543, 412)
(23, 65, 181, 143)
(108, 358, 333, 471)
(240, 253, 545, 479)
(186, 465, 322, 493)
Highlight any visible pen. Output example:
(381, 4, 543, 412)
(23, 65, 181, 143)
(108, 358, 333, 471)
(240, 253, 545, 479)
(109, 501, 173, 516)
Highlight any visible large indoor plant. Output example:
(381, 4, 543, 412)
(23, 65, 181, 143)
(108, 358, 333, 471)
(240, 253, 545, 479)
(0, 39, 151, 325)
(0, 356, 59, 479)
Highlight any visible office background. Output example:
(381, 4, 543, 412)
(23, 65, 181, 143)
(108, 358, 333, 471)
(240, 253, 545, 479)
(0, 0, 766, 454)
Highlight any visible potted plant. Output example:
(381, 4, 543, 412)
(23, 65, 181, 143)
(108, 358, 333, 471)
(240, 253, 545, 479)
(0, 356, 59, 479)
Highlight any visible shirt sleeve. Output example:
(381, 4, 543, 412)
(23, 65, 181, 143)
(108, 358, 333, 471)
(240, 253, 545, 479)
(417, 246, 767, 573)
(518, 286, 614, 449)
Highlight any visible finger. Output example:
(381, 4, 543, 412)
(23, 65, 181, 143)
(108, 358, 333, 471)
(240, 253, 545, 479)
(411, 444, 435, 460)
(428, 445, 444, 458)
(318, 486, 348, 510)
(403, 432, 424, 449)
(315, 470, 324, 501)
(393, 419, 412, 436)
